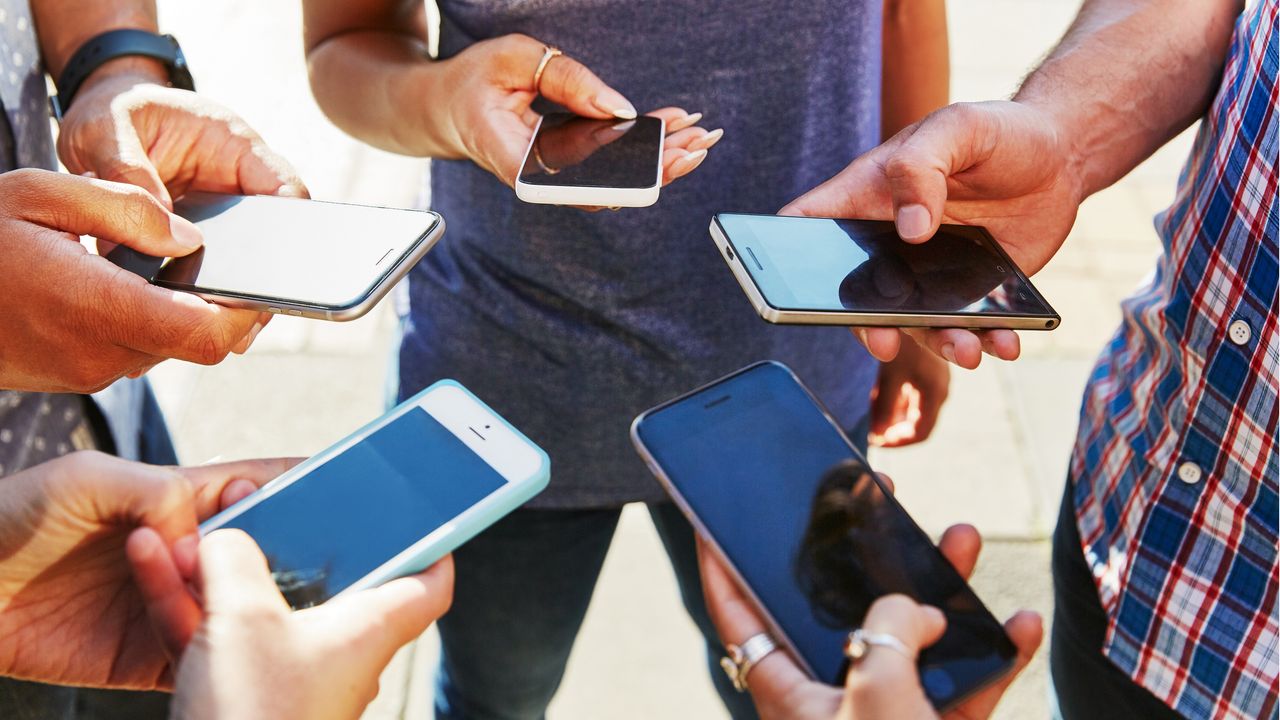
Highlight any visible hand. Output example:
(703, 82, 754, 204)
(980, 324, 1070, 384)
(0, 169, 274, 392)
(161, 529, 453, 720)
(57, 70, 306, 210)
(0, 452, 294, 690)
(783, 101, 1084, 369)
(699, 475, 1042, 720)
(869, 338, 950, 447)
(431, 34, 719, 194)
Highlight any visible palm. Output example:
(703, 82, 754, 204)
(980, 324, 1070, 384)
(0, 513, 170, 689)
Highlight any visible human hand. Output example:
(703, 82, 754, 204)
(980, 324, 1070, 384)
(161, 529, 454, 720)
(0, 453, 294, 690)
(431, 34, 719, 195)
(57, 70, 306, 210)
(783, 101, 1083, 368)
(0, 169, 274, 392)
(870, 338, 950, 447)
(699, 483, 1042, 720)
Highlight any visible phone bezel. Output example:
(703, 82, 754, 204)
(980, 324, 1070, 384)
(709, 213, 1061, 330)
(514, 113, 665, 208)
(630, 361, 1016, 710)
(200, 379, 550, 601)
(154, 194, 445, 322)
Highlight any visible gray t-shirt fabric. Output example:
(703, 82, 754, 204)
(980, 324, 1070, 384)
(399, 0, 883, 508)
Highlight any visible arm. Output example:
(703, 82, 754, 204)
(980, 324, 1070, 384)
(302, 0, 716, 190)
(1016, 0, 1239, 196)
(29, 0, 165, 84)
(881, 0, 949, 140)
(785, 0, 1241, 368)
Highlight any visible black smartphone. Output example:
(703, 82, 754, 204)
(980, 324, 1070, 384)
(105, 192, 444, 321)
(710, 213, 1060, 330)
(631, 361, 1017, 710)
(515, 112, 664, 207)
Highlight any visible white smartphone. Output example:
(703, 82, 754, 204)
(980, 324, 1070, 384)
(106, 192, 445, 321)
(710, 213, 1060, 330)
(200, 379, 550, 609)
(515, 112, 665, 207)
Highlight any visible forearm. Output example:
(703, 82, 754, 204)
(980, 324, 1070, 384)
(1015, 0, 1241, 198)
(30, 0, 167, 85)
(306, 31, 460, 158)
(881, 0, 949, 140)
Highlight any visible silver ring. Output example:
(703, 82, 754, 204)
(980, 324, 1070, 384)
(532, 45, 563, 95)
(719, 632, 778, 692)
(844, 628, 915, 663)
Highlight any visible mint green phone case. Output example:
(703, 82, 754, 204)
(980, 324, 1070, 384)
(200, 378, 550, 599)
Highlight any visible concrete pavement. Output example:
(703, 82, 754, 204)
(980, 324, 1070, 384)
(149, 1, 1193, 717)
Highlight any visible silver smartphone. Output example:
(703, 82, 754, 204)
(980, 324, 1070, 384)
(710, 213, 1059, 330)
(107, 192, 444, 321)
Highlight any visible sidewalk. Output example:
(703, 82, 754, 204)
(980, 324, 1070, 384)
(150, 1, 1193, 718)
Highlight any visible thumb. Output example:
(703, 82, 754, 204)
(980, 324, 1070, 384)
(197, 529, 289, 615)
(525, 47, 636, 120)
(322, 556, 455, 662)
(879, 105, 993, 243)
(3, 170, 202, 256)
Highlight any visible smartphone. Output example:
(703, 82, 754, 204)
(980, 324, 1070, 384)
(515, 112, 665, 207)
(631, 361, 1017, 710)
(106, 192, 445, 321)
(200, 379, 549, 609)
(709, 213, 1059, 330)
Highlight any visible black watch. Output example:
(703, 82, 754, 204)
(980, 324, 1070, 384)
(52, 29, 195, 119)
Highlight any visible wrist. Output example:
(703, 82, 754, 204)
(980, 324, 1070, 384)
(75, 56, 171, 98)
(1008, 93, 1092, 206)
(392, 58, 469, 159)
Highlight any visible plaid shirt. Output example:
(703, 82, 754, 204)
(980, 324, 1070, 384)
(1069, 2, 1278, 718)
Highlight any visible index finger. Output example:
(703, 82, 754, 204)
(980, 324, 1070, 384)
(178, 457, 304, 521)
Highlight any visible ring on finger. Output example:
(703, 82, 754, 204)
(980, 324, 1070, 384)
(719, 632, 778, 692)
(532, 45, 563, 95)
(844, 628, 915, 664)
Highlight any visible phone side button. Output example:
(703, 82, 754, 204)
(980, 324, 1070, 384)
(286, 309, 303, 317)
(268, 307, 282, 314)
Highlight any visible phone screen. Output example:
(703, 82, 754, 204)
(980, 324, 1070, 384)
(143, 193, 439, 308)
(634, 362, 1016, 708)
(716, 214, 1054, 320)
(519, 113, 663, 189)
(211, 406, 506, 608)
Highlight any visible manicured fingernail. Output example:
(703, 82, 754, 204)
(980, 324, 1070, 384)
(169, 214, 203, 249)
(692, 128, 724, 151)
(668, 112, 703, 133)
(593, 90, 637, 120)
(941, 343, 957, 364)
(672, 149, 708, 176)
(896, 204, 931, 240)
(610, 120, 636, 132)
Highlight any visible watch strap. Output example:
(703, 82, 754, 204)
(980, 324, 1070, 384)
(52, 29, 194, 119)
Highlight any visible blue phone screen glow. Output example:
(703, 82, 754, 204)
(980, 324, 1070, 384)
(217, 407, 506, 607)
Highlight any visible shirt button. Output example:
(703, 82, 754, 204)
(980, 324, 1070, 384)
(1228, 319, 1252, 346)
(1178, 461, 1203, 484)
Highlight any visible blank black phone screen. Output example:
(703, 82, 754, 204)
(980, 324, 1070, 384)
(634, 362, 1016, 709)
(716, 213, 1055, 319)
(519, 113, 663, 189)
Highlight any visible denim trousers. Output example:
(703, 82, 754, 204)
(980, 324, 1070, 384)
(434, 502, 761, 720)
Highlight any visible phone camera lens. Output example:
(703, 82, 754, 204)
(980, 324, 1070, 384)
(485, 424, 491, 429)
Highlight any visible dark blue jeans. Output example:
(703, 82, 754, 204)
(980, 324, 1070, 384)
(434, 502, 760, 720)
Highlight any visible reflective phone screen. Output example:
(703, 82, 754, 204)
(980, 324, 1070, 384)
(215, 407, 505, 608)
(716, 214, 1053, 318)
(634, 362, 1016, 708)
(519, 113, 663, 189)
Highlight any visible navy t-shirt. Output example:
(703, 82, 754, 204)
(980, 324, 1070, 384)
(400, 0, 883, 508)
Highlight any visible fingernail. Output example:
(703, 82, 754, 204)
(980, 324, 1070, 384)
(941, 343, 957, 364)
(169, 214, 203, 249)
(246, 320, 264, 347)
(610, 120, 637, 132)
(896, 204, 931, 240)
(921, 605, 946, 626)
(593, 90, 637, 120)
(672, 148, 708, 176)
(692, 128, 724, 151)
(668, 112, 703, 133)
